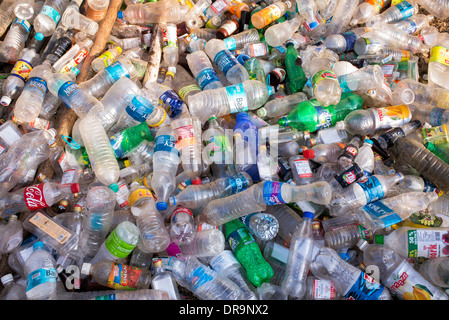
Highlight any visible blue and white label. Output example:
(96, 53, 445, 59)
(357, 176, 385, 203)
(225, 83, 248, 113)
(223, 37, 237, 51)
(154, 134, 179, 156)
(396, 1, 414, 20)
(214, 49, 238, 75)
(106, 61, 129, 82)
(229, 173, 250, 194)
(40, 5, 61, 24)
(196, 67, 220, 90)
(25, 77, 47, 98)
(159, 90, 184, 115)
(362, 201, 402, 228)
(187, 266, 214, 291)
(125, 96, 154, 122)
(26, 267, 57, 292)
(338, 74, 352, 93)
(342, 32, 357, 51)
(58, 81, 81, 106)
(429, 107, 445, 126)
(344, 271, 385, 300)
(263, 181, 286, 205)
(12, 18, 31, 34)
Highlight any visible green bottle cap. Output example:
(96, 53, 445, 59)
(278, 117, 288, 127)
(375, 234, 384, 244)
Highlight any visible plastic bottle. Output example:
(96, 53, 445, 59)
(323, 0, 359, 37)
(78, 186, 116, 261)
(350, 0, 388, 26)
(170, 206, 195, 245)
(0, 0, 16, 38)
(239, 212, 279, 241)
(303, 143, 345, 164)
(289, 155, 315, 185)
(186, 50, 223, 91)
(223, 28, 261, 51)
(33, 0, 70, 40)
(110, 121, 154, 160)
(128, 182, 171, 253)
(305, 275, 340, 300)
(323, 28, 369, 54)
(216, 19, 239, 40)
(161, 23, 178, 74)
(205, 38, 250, 85)
(13, 60, 52, 123)
(184, 0, 212, 29)
(86, 0, 110, 22)
(117, 0, 189, 25)
(0, 274, 27, 300)
(81, 260, 151, 290)
(355, 138, 375, 176)
(337, 64, 384, 93)
(419, 257, 449, 290)
(278, 92, 364, 132)
(225, 218, 274, 287)
(52, 37, 93, 74)
(24, 241, 58, 300)
(87, 289, 170, 300)
(169, 172, 253, 209)
(151, 258, 181, 300)
(1, 48, 40, 106)
(377, 119, 422, 149)
(92, 46, 123, 73)
(178, 228, 225, 257)
(250, 1, 293, 29)
(366, 0, 419, 27)
(198, 180, 332, 226)
(391, 14, 434, 35)
(284, 42, 307, 93)
(310, 244, 392, 300)
(61, 2, 99, 36)
(358, 240, 448, 300)
(0, 215, 23, 254)
(0, 18, 32, 62)
(324, 223, 372, 252)
(256, 92, 308, 119)
(264, 15, 304, 48)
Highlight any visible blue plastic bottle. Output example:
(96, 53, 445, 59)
(234, 112, 260, 182)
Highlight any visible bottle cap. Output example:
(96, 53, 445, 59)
(35, 32, 44, 41)
(117, 11, 124, 19)
(156, 201, 168, 211)
(303, 211, 314, 219)
(236, 53, 250, 65)
(266, 85, 275, 96)
(278, 117, 288, 127)
(256, 108, 267, 118)
(109, 183, 120, 192)
(302, 149, 315, 159)
(356, 239, 368, 250)
(309, 21, 318, 29)
(153, 258, 163, 268)
(81, 263, 92, 275)
(0, 274, 13, 285)
(70, 183, 81, 194)
(191, 177, 202, 185)
(375, 234, 384, 244)
(33, 241, 45, 251)
(0, 96, 11, 106)
(364, 139, 373, 145)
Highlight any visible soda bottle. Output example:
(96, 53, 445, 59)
(109, 121, 154, 160)
(225, 218, 274, 287)
(284, 42, 307, 93)
(170, 206, 196, 245)
(250, 1, 293, 29)
(377, 119, 422, 149)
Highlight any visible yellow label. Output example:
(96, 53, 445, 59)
(11, 59, 32, 81)
(29, 212, 72, 244)
(430, 45, 449, 66)
(400, 50, 410, 62)
(391, 0, 404, 5)
(128, 188, 153, 207)
(385, 104, 411, 119)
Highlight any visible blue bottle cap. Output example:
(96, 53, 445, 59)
(35, 33, 44, 41)
(117, 11, 124, 19)
(109, 183, 120, 192)
(156, 201, 168, 211)
(364, 139, 373, 145)
(266, 85, 275, 97)
(236, 53, 250, 66)
(309, 21, 318, 29)
(33, 241, 45, 251)
(302, 211, 314, 220)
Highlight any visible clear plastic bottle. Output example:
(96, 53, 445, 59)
(302, 143, 344, 164)
(0, 18, 32, 62)
(151, 258, 181, 300)
(178, 228, 225, 257)
(187, 80, 273, 122)
(354, 138, 375, 177)
(24, 241, 58, 300)
(323, 28, 370, 54)
(305, 275, 340, 300)
(256, 92, 307, 119)
(13, 60, 52, 123)
(289, 155, 315, 186)
(0, 274, 27, 300)
(337, 134, 363, 169)
(161, 23, 178, 74)
(250, 1, 293, 29)
(33, 0, 70, 40)
(428, 32, 449, 90)
(0, 0, 16, 38)
(366, 0, 419, 27)
(391, 14, 434, 35)
(1, 48, 40, 106)
(350, 0, 388, 26)
(61, 2, 99, 36)
(117, 0, 189, 25)
(419, 257, 449, 290)
(0, 215, 23, 254)
(187, 50, 223, 90)
(128, 182, 171, 253)
(323, 0, 359, 36)
(223, 28, 261, 51)
(92, 46, 123, 73)
(52, 38, 94, 73)
(265, 205, 303, 243)
(204, 38, 250, 85)
(324, 223, 372, 252)
(264, 15, 304, 48)
(198, 180, 332, 226)
(170, 206, 195, 245)
(239, 212, 279, 241)
(337, 64, 384, 93)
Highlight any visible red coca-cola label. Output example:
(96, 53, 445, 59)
(24, 183, 49, 211)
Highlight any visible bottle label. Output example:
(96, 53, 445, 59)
(227, 227, 255, 252)
(293, 158, 313, 178)
(162, 24, 178, 49)
(223, 37, 237, 51)
(314, 106, 333, 130)
(342, 32, 358, 51)
(106, 263, 142, 290)
(10, 59, 33, 82)
(97, 50, 117, 67)
(105, 228, 137, 258)
(344, 272, 385, 300)
(40, 5, 61, 24)
(219, 20, 238, 36)
(248, 43, 269, 57)
(196, 67, 220, 90)
(125, 96, 154, 122)
(60, 49, 88, 74)
(159, 90, 184, 114)
(174, 125, 196, 149)
(225, 83, 248, 113)
(57, 81, 81, 105)
(263, 181, 286, 205)
(214, 49, 238, 76)
(209, 250, 238, 273)
(395, 1, 414, 20)
(28, 211, 73, 244)
(106, 61, 129, 81)
(372, 105, 412, 130)
(171, 206, 193, 223)
(357, 176, 385, 203)
(312, 279, 337, 300)
(229, 172, 250, 194)
(311, 70, 337, 88)
(262, 5, 282, 24)
(26, 267, 57, 293)
(206, 134, 232, 158)
(422, 125, 449, 144)
(24, 183, 49, 211)
(25, 77, 48, 98)
(429, 45, 449, 66)
(178, 84, 201, 101)
(210, 0, 229, 13)
(154, 134, 179, 156)
(406, 229, 449, 258)
(12, 18, 31, 34)
(362, 201, 403, 228)
(60, 168, 76, 186)
(95, 294, 116, 300)
(187, 266, 214, 291)
(365, 0, 384, 13)
(429, 107, 446, 126)
(115, 181, 130, 208)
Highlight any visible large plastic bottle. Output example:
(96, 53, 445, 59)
(264, 15, 304, 48)
(204, 38, 249, 85)
(337, 64, 384, 93)
(118, 0, 189, 25)
(0, 18, 32, 62)
(323, 0, 359, 37)
(13, 60, 52, 123)
(256, 92, 308, 119)
(0, 215, 23, 254)
(151, 258, 181, 300)
(33, 0, 70, 40)
(0, 274, 27, 300)
(61, 2, 99, 36)
(223, 28, 261, 51)
(225, 218, 274, 287)
(109, 121, 154, 159)
(284, 42, 307, 93)
(350, 0, 389, 26)
(187, 50, 223, 91)
(302, 142, 344, 164)
(24, 241, 58, 300)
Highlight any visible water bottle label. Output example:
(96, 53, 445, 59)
(23, 183, 49, 211)
(125, 96, 155, 122)
(28, 211, 74, 244)
(209, 250, 238, 273)
(429, 45, 449, 66)
(229, 172, 250, 194)
(174, 125, 197, 149)
(12, 18, 31, 34)
(196, 67, 220, 90)
(345, 272, 385, 300)
(227, 227, 256, 252)
(105, 228, 137, 258)
(372, 105, 412, 130)
(25, 77, 48, 98)
(187, 266, 215, 290)
(106, 263, 142, 290)
(406, 229, 449, 258)
(335, 164, 364, 188)
(214, 49, 238, 75)
(60, 49, 88, 74)
(178, 84, 201, 101)
(225, 83, 248, 113)
(57, 81, 81, 105)
(312, 279, 337, 300)
(362, 201, 402, 228)
(262, 181, 286, 205)
(357, 176, 385, 203)
(159, 90, 184, 115)
(248, 43, 269, 57)
(154, 134, 179, 156)
(396, 1, 414, 20)
(223, 37, 237, 51)
(403, 20, 417, 34)
(10, 59, 33, 82)
(26, 267, 57, 292)
(337, 74, 352, 93)
(106, 61, 129, 82)
(314, 106, 333, 130)
(40, 5, 61, 24)
(293, 158, 313, 178)
(311, 70, 337, 88)
(161, 24, 178, 49)
(342, 32, 357, 51)
(210, 0, 229, 13)
(429, 107, 446, 126)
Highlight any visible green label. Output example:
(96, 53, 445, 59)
(105, 229, 136, 258)
(407, 229, 418, 257)
(227, 227, 255, 253)
(311, 70, 337, 88)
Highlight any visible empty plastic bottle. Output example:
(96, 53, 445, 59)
(250, 0, 293, 29)
(303, 142, 345, 164)
(257, 92, 308, 119)
(366, 0, 419, 27)
(419, 257, 449, 290)
(239, 212, 279, 241)
(178, 228, 225, 257)
(337, 134, 363, 169)
(92, 46, 123, 73)
(33, 0, 70, 40)
(323, 28, 370, 54)
(151, 258, 181, 300)
(0, 274, 27, 300)
(0, 0, 17, 38)
(323, 0, 359, 37)
(284, 42, 307, 93)
(377, 119, 422, 149)
(223, 28, 261, 51)
(61, 2, 99, 36)
(350, 0, 389, 26)
(264, 15, 304, 48)
(0, 18, 32, 62)
(117, 0, 189, 25)
(0, 215, 23, 254)
(24, 241, 58, 300)
(170, 206, 195, 245)
(337, 64, 384, 93)
(324, 223, 372, 252)
(187, 50, 223, 91)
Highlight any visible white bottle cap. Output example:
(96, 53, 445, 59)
(0, 274, 14, 285)
(81, 263, 92, 275)
(0, 96, 11, 106)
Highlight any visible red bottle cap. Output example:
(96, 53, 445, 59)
(71, 183, 81, 194)
(191, 178, 202, 185)
(303, 149, 315, 159)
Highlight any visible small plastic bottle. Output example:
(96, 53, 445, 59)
(151, 258, 181, 300)
(170, 206, 196, 245)
(92, 46, 123, 73)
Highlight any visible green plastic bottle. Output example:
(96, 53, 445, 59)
(278, 92, 364, 132)
(225, 218, 274, 287)
(284, 42, 307, 93)
(110, 121, 154, 159)
(426, 142, 449, 164)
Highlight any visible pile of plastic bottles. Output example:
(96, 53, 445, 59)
(0, 0, 449, 302)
